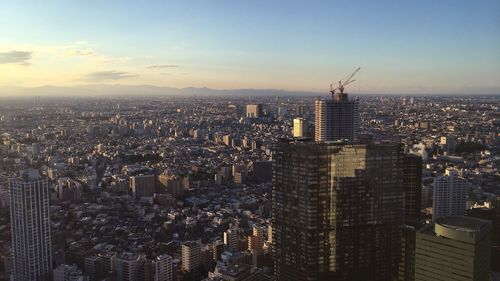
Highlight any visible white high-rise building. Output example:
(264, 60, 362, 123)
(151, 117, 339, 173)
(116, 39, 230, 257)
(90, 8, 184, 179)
(152, 254, 173, 281)
(315, 94, 359, 143)
(9, 169, 52, 281)
(432, 168, 467, 221)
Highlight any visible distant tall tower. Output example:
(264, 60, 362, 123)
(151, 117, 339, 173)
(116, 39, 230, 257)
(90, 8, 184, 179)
(272, 140, 405, 281)
(432, 168, 467, 221)
(415, 216, 492, 281)
(9, 169, 52, 281)
(315, 93, 359, 142)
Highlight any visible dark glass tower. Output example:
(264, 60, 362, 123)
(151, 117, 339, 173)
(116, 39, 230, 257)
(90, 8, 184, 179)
(403, 154, 422, 224)
(272, 140, 405, 281)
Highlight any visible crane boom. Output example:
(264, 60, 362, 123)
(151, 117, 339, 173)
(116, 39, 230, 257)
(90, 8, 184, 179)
(343, 67, 361, 85)
(329, 67, 361, 99)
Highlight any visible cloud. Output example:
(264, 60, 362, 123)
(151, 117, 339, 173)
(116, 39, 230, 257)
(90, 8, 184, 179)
(84, 70, 137, 81)
(66, 48, 97, 56)
(0, 51, 32, 65)
(146, 64, 178, 69)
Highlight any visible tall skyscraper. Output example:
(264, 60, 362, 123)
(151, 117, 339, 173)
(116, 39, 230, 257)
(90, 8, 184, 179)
(9, 169, 52, 281)
(272, 140, 405, 281)
(415, 216, 492, 281)
(292, 117, 308, 138)
(432, 168, 467, 221)
(314, 93, 359, 142)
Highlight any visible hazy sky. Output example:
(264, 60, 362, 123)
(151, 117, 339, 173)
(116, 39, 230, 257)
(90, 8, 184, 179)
(0, 0, 499, 94)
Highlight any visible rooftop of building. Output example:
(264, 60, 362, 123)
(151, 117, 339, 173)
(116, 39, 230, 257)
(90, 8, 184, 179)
(436, 216, 490, 233)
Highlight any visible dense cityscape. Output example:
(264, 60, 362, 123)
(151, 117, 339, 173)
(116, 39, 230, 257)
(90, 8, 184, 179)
(0, 91, 498, 280)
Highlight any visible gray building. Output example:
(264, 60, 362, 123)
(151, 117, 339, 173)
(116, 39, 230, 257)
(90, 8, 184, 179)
(432, 168, 467, 221)
(314, 93, 359, 143)
(9, 169, 52, 281)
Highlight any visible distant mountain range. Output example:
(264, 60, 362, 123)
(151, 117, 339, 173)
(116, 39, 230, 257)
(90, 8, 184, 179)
(1, 84, 498, 98)
(0, 84, 322, 97)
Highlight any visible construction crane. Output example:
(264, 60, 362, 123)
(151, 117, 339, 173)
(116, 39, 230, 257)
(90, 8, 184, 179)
(330, 67, 361, 99)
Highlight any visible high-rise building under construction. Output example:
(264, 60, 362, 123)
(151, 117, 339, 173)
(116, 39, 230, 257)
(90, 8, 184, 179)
(315, 92, 359, 143)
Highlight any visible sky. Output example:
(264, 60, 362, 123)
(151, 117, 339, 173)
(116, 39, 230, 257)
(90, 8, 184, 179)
(0, 0, 499, 94)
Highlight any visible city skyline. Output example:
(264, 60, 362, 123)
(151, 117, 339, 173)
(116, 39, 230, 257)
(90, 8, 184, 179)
(1, 0, 500, 95)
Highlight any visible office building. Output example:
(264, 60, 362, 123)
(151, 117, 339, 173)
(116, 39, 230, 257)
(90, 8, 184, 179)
(415, 216, 492, 281)
(30, 142, 41, 157)
(247, 226, 264, 256)
(85, 252, 116, 281)
(115, 252, 145, 281)
(53, 264, 88, 281)
(314, 94, 359, 142)
(246, 104, 263, 118)
(403, 154, 422, 223)
(272, 140, 405, 281)
(223, 134, 232, 146)
(398, 225, 417, 281)
(466, 198, 500, 271)
(182, 241, 202, 275)
(152, 254, 173, 281)
(9, 169, 52, 281)
(432, 168, 467, 221)
(84, 256, 101, 281)
(56, 177, 83, 202)
(293, 117, 307, 138)
(130, 174, 155, 199)
(158, 173, 185, 198)
(224, 225, 239, 252)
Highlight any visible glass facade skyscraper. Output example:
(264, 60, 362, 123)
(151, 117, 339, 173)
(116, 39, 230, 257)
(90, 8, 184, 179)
(272, 140, 405, 281)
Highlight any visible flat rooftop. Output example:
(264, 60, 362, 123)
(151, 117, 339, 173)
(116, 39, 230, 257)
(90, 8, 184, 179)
(436, 216, 490, 232)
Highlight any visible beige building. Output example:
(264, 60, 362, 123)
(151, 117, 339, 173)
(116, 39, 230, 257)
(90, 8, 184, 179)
(247, 226, 264, 255)
(293, 118, 307, 138)
(158, 173, 185, 198)
(182, 241, 201, 274)
(246, 104, 263, 118)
